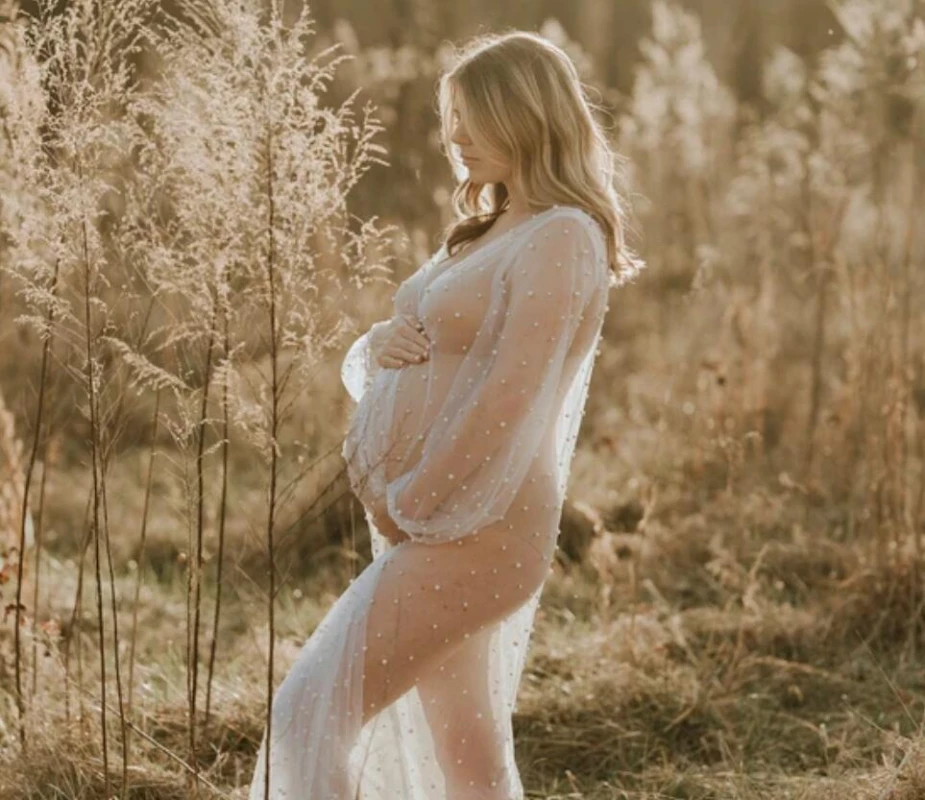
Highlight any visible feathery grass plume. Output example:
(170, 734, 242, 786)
(724, 0, 925, 575)
(722, 40, 842, 491)
(812, 0, 925, 654)
(0, 5, 68, 755)
(3, 0, 158, 791)
(0, 4, 42, 750)
(114, 0, 395, 792)
(619, 0, 736, 287)
(604, 4, 923, 647)
(626, 0, 737, 173)
(607, 0, 738, 509)
(0, 0, 41, 315)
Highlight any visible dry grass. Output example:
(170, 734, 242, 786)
(0, 0, 924, 798)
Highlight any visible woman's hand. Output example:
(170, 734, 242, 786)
(369, 314, 431, 370)
(369, 497, 411, 546)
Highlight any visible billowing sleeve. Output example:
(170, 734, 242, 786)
(385, 211, 608, 542)
(341, 320, 389, 403)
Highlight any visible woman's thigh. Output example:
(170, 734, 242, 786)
(360, 524, 550, 726)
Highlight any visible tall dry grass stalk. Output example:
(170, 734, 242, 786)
(124, 389, 160, 764)
(111, 0, 394, 792)
(0, 0, 923, 794)
(10, 257, 55, 749)
(4, 0, 393, 790)
(204, 299, 230, 725)
(2, 5, 162, 795)
(0, 0, 44, 750)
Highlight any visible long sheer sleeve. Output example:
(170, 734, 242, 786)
(385, 211, 608, 543)
(341, 320, 389, 403)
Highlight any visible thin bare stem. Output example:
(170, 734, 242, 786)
(63, 484, 94, 732)
(205, 292, 231, 724)
(98, 436, 130, 799)
(260, 104, 279, 800)
(30, 430, 51, 699)
(81, 189, 111, 800)
(125, 389, 161, 763)
(189, 300, 217, 775)
(15, 256, 59, 747)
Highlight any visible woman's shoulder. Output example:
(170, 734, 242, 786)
(522, 204, 605, 244)
(519, 204, 607, 264)
(541, 203, 603, 228)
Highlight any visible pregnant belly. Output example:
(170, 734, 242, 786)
(343, 354, 464, 507)
(382, 354, 466, 482)
(344, 351, 560, 510)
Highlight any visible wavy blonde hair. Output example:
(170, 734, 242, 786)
(437, 30, 645, 286)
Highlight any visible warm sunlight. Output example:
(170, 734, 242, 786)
(1, 1, 923, 798)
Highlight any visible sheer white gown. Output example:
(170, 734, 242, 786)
(248, 204, 616, 799)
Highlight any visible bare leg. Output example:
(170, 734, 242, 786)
(416, 622, 515, 799)
(353, 463, 560, 798)
(361, 529, 549, 727)
(248, 488, 555, 800)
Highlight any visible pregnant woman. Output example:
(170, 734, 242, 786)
(249, 29, 643, 800)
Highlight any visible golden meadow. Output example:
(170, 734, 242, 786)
(0, 0, 924, 797)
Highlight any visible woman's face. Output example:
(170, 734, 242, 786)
(449, 98, 510, 185)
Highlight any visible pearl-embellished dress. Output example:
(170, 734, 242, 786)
(249, 204, 615, 799)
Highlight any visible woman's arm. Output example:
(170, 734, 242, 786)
(385, 211, 608, 542)
(341, 320, 388, 402)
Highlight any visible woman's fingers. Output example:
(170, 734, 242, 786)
(398, 316, 431, 351)
(389, 343, 427, 363)
(377, 345, 421, 366)
(380, 353, 406, 369)
(387, 325, 429, 361)
(372, 314, 431, 369)
(396, 332, 430, 359)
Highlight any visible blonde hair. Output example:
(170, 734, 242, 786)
(437, 30, 645, 286)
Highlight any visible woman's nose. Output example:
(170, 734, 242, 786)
(450, 121, 470, 146)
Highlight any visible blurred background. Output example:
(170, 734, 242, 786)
(1, 0, 925, 798)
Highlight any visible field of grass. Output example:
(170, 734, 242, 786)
(1, 0, 924, 797)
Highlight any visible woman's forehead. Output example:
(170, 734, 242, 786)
(450, 85, 466, 113)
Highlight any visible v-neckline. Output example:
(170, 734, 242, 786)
(425, 205, 559, 289)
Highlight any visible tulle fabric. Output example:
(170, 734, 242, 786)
(248, 205, 612, 799)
